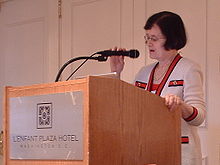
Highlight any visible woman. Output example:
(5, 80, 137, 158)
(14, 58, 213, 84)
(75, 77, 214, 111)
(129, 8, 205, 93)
(110, 11, 206, 165)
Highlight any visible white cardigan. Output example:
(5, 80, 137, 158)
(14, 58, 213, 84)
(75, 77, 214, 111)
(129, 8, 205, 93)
(134, 55, 206, 165)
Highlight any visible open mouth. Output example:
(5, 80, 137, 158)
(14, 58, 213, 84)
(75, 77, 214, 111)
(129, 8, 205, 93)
(149, 49, 155, 53)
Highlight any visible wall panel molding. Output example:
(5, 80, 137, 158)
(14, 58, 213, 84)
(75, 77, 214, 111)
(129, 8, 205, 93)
(70, 0, 102, 6)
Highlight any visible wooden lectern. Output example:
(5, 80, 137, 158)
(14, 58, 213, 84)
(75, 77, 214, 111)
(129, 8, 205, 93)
(3, 76, 181, 165)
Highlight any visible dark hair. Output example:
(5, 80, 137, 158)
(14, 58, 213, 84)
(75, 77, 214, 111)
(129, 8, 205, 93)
(144, 11, 187, 50)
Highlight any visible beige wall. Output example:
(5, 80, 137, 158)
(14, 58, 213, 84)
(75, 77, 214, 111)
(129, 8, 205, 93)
(207, 0, 220, 164)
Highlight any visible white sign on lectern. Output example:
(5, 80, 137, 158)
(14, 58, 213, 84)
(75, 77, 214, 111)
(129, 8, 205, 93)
(9, 91, 83, 160)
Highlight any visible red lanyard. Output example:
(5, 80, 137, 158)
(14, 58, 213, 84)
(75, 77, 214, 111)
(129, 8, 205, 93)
(146, 54, 182, 96)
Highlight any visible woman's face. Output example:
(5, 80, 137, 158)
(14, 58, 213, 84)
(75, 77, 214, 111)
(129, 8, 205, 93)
(145, 24, 168, 61)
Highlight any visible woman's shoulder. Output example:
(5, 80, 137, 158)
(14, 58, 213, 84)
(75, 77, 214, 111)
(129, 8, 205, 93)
(134, 62, 157, 82)
(178, 56, 201, 70)
(138, 62, 157, 74)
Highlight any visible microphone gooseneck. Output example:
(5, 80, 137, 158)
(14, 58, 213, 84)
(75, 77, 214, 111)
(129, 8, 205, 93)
(55, 55, 107, 82)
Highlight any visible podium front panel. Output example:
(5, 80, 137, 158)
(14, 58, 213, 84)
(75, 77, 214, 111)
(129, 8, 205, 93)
(4, 78, 89, 165)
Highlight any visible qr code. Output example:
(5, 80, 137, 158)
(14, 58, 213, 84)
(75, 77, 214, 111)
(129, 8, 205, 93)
(37, 103, 52, 129)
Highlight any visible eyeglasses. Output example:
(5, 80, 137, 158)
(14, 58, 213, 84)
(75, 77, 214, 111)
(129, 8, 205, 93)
(144, 35, 165, 42)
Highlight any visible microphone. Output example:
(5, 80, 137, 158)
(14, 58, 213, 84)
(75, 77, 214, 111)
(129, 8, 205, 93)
(96, 49, 139, 58)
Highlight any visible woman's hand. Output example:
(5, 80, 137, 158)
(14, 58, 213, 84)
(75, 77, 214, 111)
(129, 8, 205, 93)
(164, 94, 194, 119)
(164, 94, 183, 112)
(109, 47, 125, 78)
